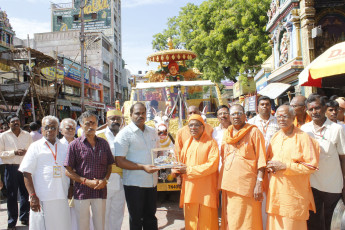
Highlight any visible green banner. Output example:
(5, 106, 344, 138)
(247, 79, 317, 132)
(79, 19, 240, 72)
(52, 0, 111, 32)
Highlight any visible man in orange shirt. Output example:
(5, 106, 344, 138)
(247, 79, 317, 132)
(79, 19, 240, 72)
(174, 114, 219, 230)
(220, 104, 266, 230)
(266, 105, 319, 230)
(175, 105, 213, 156)
(290, 95, 311, 128)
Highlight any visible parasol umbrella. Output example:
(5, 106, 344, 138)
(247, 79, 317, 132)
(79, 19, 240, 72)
(298, 41, 345, 87)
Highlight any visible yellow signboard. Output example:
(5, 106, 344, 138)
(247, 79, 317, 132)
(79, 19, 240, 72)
(41, 67, 64, 81)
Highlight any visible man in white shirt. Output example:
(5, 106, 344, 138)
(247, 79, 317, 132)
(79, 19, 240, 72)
(29, 122, 43, 142)
(248, 96, 280, 149)
(212, 105, 231, 170)
(325, 99, 345, 130)
(115, 102, 159, 230)
(247, 96, 279, 230)
(0, 116, 32, 229)
(19, 115, 71, 230)
(60, 118, 77, 145)
(301, 94, 345, 230)
(96, 110, 125, 230)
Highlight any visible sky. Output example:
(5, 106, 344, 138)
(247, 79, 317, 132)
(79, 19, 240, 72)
(0, 0, 204, 75)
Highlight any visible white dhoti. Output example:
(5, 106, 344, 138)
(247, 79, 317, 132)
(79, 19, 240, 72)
(74, 198, 106, 230)
(105, 173, 125, 230)
(29, 199, 71, 230)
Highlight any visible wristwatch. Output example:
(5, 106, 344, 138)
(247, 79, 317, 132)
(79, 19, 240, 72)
(257, 177, 263, 182)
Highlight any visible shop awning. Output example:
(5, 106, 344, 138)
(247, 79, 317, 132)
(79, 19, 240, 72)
(57, 99, 72, 107)
(257, 83, 291, 99)
(299, 41, 345, 87)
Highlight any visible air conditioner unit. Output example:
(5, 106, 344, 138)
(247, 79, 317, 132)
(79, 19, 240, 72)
(312, 26, 322, 38)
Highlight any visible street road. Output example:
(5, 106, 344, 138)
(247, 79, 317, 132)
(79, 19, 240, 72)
(0, 191, 185, 230)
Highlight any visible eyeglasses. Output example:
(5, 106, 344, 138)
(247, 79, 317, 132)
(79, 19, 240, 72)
(188, 124, 202, 128)
(230, 112, 244, 117)
(44, 126, 57, 131)
(276, 115, 289, 120)
(218, 112, 230, 116)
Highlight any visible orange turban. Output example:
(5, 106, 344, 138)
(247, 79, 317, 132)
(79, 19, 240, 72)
(107, 110, 122, 117)
(188, 114, 205, 127)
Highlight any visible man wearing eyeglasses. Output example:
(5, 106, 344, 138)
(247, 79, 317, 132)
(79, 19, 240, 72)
(64, 111, 114, 230)
(0, 116, 32, 230)
(173, 114, 219, 229)
(290, 95, 312, 128)
(96, 110, 125, 230)
(301, 94, 345, 230)
(265, 105, 319, 230)
(220, 104, 266, 230)
(175, 105, 213, 158)
(19, 115, 72, 230)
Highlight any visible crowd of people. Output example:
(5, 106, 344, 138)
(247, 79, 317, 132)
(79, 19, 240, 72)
(0, 93, 344, 230)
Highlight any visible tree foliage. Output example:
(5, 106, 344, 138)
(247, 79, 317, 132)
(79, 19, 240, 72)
(152, 0, 271, 82)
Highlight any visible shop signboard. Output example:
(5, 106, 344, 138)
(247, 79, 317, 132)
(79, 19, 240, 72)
(90, 82, 102, 90)
(248, 96, 256, 112)
(85, 101, 105, 109)
(41, 65, 64, 81)
(63, 58, 89, 84)
(52, 0, 111, 32)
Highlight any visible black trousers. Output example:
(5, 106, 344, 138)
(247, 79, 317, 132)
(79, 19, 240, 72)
(307, 187, 341, 230)
(4, 164, 30, 228)
(124, 185, 158, 230)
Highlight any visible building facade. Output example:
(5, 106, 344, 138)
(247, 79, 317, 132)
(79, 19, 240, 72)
(255, 0, 345, 102)
(50, 0, 123, 102)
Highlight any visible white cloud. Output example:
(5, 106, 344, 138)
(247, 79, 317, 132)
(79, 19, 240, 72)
(10, 17, 50, 39)
(122, 0, 173, 8)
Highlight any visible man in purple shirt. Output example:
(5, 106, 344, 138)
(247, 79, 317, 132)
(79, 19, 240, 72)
(64, 111, 114, 230)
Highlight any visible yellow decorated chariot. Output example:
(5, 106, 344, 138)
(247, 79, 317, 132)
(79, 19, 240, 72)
(122, 40, 226, 191)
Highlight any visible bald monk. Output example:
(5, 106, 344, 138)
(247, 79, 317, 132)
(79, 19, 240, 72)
(290, 95, 311, 128)
(266, 105, 320, 230)
(220, 104, 266, 230)
(173, 114, 219, 230)
(175, 105, 213, 156)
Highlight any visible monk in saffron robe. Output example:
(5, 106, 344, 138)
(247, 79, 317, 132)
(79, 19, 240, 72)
(173, 114, 219, 230)
(175, 105, 213, 156)
(220, 104, 266, 230)
(266, 105, 320, 230)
